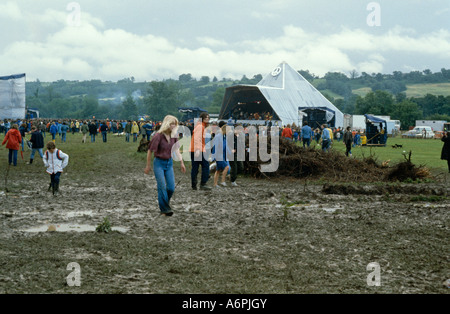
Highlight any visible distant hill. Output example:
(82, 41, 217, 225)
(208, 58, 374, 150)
(23, 69, 450, 120)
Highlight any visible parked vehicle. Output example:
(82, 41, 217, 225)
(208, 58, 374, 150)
(402, 126, 435, 139)
(434, 131, 444, 139)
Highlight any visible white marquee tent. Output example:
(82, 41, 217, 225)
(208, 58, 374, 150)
(219, 62, 344, 128)
(0, 73, 26, 120)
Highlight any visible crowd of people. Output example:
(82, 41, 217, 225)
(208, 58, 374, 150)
(230, 107, 274, 121)
(2, 115, 450, 216)
(279, 122, 369, 156)
(0, 118, 163, 144)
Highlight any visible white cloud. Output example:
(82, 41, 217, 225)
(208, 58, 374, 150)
(0, 2, 23, 20)
(196, 37, 228, 48)
(1, 5, 449, 82)
(435, 7, 450, 15)
(357, 60, 384, 75)
(250, 11, 278, 20)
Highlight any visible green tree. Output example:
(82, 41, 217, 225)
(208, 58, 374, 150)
(179, 73, 193, 83)
(200, 76, 210, 85)
(121, 94, 138, 120)
(355, 90, 394, 115)
(145, 81, 192, 121)
(81, 96, 100, 119)
(391, 100, 423, 130)
(211, 87, 226, 108)
(298, 70, 315, 82)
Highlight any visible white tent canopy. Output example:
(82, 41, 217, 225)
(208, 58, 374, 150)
(0, 73, 26, 120)
(219, 62, 344, 128)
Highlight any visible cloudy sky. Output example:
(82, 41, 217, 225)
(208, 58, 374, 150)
(0, 0, 449, 82)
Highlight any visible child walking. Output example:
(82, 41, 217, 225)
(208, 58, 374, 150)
(212, 124, 231, 188)
(43, 141, 69, 196)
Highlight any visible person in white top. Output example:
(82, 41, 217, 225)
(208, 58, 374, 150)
(43, 141, 69, 195)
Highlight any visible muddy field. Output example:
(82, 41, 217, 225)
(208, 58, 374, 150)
(0, 141, 449, 294)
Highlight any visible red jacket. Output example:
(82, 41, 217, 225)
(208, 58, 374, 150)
(282, 127, 293, 139)
(2, 129, 22, 150)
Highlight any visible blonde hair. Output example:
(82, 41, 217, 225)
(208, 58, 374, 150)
(158, 115, 179, 135)
(221, 125, 227, 134)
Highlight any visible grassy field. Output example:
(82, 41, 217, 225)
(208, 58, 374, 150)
(352, 87, 373, 97)
(1, 131, 448, 295)
(1, 132, 447, 177)
(311, 136, 448, 175)
(327, 83, 450, 98)
(405, 83, 450, 98)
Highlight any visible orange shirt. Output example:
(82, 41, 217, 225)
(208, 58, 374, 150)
(282, 127, 293, 139)
(190, 122, 207, 153)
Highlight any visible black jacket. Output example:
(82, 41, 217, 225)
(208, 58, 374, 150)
(343, 131, 353, 145)
(441, 135, 450, 161)
(30, 131, 44, 149)
(89, 123, 98, 135)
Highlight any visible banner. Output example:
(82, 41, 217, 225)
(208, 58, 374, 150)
(0, 73, 26, 120)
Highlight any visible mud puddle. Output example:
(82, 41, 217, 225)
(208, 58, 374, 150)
(21, 224, 129, 233)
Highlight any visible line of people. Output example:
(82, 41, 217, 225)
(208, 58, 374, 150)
(144, 113, 246, 217)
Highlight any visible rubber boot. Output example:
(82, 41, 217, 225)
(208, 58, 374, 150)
(52, 183, 59, 196)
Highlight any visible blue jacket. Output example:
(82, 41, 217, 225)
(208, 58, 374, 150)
(50, 124, 58, 134)
(143, 123, 153, 134)
(301, 125, 313, 139)
(321, 128, 331, 140)
(212, 134, 232, 162)
(61, 124, 70, 133)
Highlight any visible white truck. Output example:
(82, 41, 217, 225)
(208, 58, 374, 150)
(403, 126, 435, 139)
(344, 114, 399, 135)
(415, 120, 447, 132)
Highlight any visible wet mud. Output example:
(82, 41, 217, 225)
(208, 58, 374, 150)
(0, 154, 449, 294)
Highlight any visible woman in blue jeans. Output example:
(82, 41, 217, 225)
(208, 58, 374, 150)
(144, 115, 186, 216)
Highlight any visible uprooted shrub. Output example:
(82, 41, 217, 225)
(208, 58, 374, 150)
(385, 151, 431, 182)
(244, 139, 431, 183)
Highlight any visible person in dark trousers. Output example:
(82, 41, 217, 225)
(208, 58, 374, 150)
(100, 121, 109, 142)
(441, 131, 450, 173)
(230, 124, 244, 187)
(28, 126, 45, 164)
(343, 126, 353, 157)
(189, 112, 211, 190)
(43, 141, 69, 196)
(301, 121, 313, 148)
(88, 121, 98, 142)
(2, 124, 22, 166)
(125, 121, 132, 142)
